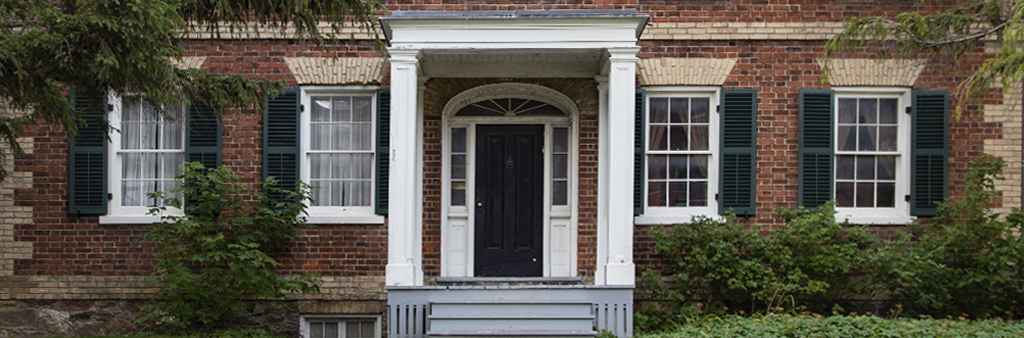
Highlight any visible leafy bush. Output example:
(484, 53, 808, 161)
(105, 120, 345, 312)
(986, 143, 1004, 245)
(888, 155, 1024, 319)
(639, 155, 1024, 332)
(635, 314, 1024, 338)
(141, 163, 321, 327)
(639, 205, 881, 331)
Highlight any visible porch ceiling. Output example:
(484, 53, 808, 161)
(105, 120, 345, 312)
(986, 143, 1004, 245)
(419, 49, 605, 78)
(380, 10, 649, 78)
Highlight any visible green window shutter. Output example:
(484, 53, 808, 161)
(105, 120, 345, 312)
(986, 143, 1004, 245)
(719, 89, 758, 216)
(910, 91, 949, 216)
(375, 89, 391, 215)
(798, 89, 835, 209)
(186, 97, 221, 168)
(68, 89, 108, 215)
(263, 88, 300, 200)
(184, 97, 222, 213)
(634, 88, 646, 215)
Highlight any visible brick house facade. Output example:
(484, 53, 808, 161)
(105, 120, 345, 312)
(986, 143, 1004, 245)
(1, 1, 1019, 337)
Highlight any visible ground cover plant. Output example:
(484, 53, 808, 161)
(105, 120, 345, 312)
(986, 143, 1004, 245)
(633, 314, 1024, 338)
(638, 155, 1024, 332)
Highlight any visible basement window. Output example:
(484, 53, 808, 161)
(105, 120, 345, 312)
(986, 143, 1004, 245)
(301, 316, 380, 338)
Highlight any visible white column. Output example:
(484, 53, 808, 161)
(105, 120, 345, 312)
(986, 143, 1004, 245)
(603, 47, 640, 286)
(386, 50, 423, 286)
(594, 75, 610, 286)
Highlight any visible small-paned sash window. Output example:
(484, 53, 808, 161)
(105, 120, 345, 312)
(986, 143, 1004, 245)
(835, 97, 900, 208)
(308, 95, 374, 207)
(647, 97, 711, 207)
(118, 96, 184, 207)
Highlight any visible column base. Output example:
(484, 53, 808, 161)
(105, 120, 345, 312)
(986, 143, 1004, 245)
(386, 263, 422, 286)
(604, 262, 635, 286)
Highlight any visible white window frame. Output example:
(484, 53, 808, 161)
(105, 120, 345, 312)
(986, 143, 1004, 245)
(635, 87, 720, 225)
(299, 315, 381, 338)
(299, 86, 384, 224)
(833, 87, 913, 225)
(100, 92, 185, 224)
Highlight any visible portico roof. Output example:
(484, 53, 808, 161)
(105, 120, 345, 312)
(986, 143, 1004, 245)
(379, 9, 649, 78)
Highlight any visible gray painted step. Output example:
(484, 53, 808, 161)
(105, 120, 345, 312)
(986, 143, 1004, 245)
(428, 332, 597, 337)
(426, 301, 597, 337)
(430, 301, 593, 317)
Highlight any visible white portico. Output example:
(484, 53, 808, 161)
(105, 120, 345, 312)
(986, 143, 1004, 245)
(381, 10, 647, 337)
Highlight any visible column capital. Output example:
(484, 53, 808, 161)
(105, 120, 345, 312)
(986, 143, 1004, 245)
(389, 49, 422, 63)
(606, 47, 641, 60)
(594, 75, 609, 91)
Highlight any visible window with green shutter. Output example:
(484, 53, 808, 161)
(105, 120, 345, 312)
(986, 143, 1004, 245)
(635, 88, 721, 224)
(276, 87, 388, 224)
(798, 88, 946, 224)
(73, 91, 222, 223)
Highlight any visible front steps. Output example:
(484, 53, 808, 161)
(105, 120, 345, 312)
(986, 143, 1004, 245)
(426, 301, 596, 337)
(387, 285, 633, 338)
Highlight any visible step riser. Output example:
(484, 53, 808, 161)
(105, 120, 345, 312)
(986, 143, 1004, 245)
(430, 318, 594, 332)
(430, 303, 592, 317)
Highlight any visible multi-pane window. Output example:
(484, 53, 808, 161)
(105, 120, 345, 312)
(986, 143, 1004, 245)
(307, 319, 377, 338)
(835, 97, 899, 208)
(552, 127, 569, 205)
(308, 95, 374, 207)
(118, 96, 184, 207)
(647, 97, 711, 208)
(451, 127, 467, 206)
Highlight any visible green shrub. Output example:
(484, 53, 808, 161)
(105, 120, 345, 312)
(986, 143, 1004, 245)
(639, 154, 1024, 332)
(639, 206, 881, 332)
(774, 204, 881, 315)
(889, 155, 1024, 319)
(141, 163, 321, 327)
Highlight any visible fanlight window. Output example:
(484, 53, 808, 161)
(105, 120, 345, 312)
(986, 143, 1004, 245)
(457, 98, 564, 116)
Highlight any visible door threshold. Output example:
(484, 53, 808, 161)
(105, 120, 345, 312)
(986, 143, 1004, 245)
(435, 277, 583, 283)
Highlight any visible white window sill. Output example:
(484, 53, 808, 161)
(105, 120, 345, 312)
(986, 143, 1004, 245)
(835, 211, 914, 225)
(99, 214, 176, 225)
(634, 212, 722, 225)
(301, 214, 385, 225)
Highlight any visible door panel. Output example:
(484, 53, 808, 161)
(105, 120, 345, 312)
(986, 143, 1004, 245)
(475, 125, 544, 277)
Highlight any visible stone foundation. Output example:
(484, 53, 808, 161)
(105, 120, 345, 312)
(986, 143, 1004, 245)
(0, 299, 386, 337)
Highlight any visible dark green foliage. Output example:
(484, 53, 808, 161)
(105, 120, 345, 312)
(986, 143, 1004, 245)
(639, 207, 880, 332)
(639, 155, 1024, 333)
(0, 0, 383, 182)
(889, 155, 1024, 319)
(823, 0, 1022, 117)
(141, 163, 321, 327)
(634, 315, 1024, 338)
